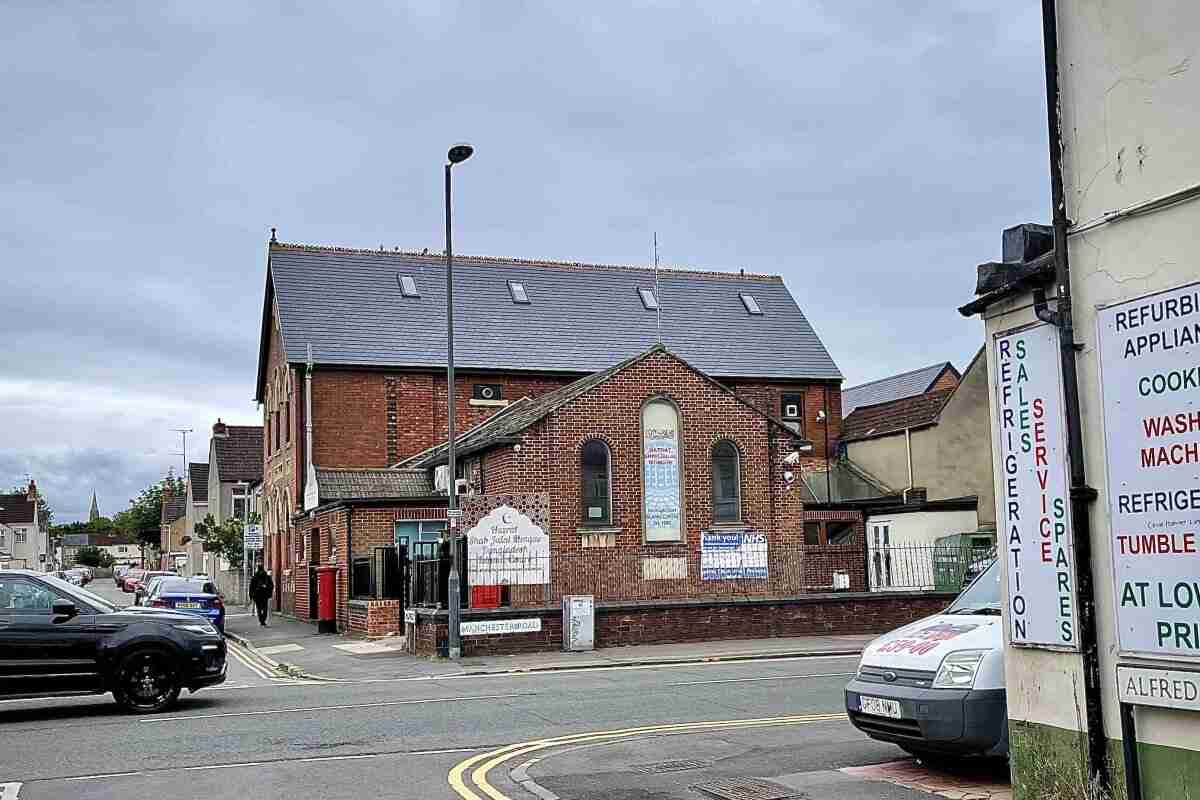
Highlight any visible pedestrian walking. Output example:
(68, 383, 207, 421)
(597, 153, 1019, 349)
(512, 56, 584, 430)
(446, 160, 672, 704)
(249, 564, 273, 627)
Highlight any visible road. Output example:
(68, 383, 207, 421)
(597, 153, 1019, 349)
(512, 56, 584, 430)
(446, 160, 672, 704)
(0, 582, 1009, 800)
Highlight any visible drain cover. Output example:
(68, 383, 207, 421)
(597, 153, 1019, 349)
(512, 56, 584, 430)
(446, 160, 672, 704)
(631, 759, 712, 774)
(691, 777, 801, 800)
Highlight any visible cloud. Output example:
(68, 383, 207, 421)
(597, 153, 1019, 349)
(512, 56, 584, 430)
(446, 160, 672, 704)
(0, 1, 1048, 520)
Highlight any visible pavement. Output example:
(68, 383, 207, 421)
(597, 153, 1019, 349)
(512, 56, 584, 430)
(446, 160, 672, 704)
(223, 605, 877, 682)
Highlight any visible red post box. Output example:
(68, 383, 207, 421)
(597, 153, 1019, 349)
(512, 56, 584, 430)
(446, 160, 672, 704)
(317, 565, 338, 633)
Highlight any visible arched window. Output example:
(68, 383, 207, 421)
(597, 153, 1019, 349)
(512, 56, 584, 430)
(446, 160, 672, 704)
(712, 440, 741, 523)
(580, 439, 612, 525)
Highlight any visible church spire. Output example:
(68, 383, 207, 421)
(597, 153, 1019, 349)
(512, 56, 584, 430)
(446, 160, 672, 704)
(89, 491, 100, 522)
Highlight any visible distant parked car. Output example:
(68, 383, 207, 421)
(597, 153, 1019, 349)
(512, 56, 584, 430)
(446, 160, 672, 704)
(114, 565, 130, 587)
(121, 569, 147, 593)
(64, 569, 89, 586)
(0, 568, 226, 712)
(133, 571, 178, 606)
(145, 577, 226, 633)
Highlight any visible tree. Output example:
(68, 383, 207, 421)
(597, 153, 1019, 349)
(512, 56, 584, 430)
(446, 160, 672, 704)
(113, 476, 185, 551)
(74, 546, 115, 568)
(194, 514, 244, 570)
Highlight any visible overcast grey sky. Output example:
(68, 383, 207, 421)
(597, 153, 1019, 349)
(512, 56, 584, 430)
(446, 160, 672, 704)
(0, 1, 1048, 522)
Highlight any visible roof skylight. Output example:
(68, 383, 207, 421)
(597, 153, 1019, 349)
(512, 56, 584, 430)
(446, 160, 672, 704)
(508, 281, 530, 304)
(638, 288, 658, 310)
(398, 274, 419, 298)
(740, 293, 762, 315)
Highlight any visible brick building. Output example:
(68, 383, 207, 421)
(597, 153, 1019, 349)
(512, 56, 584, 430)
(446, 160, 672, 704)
(255, 238, 848, 622)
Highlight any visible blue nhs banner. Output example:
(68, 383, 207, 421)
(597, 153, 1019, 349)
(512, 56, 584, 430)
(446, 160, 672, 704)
(701, 531, 768, 580)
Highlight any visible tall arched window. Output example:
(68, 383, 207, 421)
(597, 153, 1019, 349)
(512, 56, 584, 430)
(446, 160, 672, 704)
(712, 440, 741, 523)
(580, 439, 612, 525)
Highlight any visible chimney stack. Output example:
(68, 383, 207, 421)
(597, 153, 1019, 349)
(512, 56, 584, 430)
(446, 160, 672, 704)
(26, 480, 37, 502)
(213, 418, 229, 438)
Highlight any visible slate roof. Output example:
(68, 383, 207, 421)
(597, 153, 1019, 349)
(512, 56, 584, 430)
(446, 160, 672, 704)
(0, 494, 36, 525)
(400, 345, 808, 470)
(841, 389, 955, 442)
(213, 427, 263, 483)
(161, 493, 187, 524)
(257, 242, 842, 401)
(188, 463, 210, 503)
(315, 468, 436, 502)
(842, 363, 956, 416)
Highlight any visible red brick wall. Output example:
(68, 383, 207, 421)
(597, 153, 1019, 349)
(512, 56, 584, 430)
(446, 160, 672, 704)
(409, 592, 955, 656)
(348, 600, 400, 637)
(929, 369, 960, 393)
(477, 350, 815, 600)
(731, 379, 843, 457)
(312, 371, 391, 467)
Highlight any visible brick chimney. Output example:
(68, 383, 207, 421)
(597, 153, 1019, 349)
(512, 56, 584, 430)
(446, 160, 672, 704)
(26, 479, 37, 502)
(213, 418, 229, 438)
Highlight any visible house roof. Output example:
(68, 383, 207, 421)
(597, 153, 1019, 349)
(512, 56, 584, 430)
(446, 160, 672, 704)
(256, 242, 843, 401)
(842, 362, 958, 416)
(188, 463, 210, 503)
(841, 389, 955, 442)
(315, 468, 436, 502)
(800, 460, 893, 504)
(0, 494, 35, 525)
(161, 493, 187, 524)
(213, 426, 263, 483)
(61, 533, 90, 547)
(400, 345, 809, 470)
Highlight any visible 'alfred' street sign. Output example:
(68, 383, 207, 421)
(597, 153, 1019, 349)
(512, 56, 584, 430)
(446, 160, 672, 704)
(244, 524, 263, 550)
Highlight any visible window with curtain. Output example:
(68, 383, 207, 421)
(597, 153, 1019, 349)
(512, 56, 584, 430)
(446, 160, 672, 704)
(711, 440, 741, 523)
(580, 439, 612, 525)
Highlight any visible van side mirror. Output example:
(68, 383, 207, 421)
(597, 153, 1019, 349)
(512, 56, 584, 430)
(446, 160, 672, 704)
(52, 599, 78, 622)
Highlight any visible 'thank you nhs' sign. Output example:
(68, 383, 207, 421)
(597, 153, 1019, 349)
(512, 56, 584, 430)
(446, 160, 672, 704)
(994, 323, 1078, 650)
(1098, 282, 1200, 660)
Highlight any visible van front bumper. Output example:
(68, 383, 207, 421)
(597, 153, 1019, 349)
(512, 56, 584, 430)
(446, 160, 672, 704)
(845, 678, 1006, 756)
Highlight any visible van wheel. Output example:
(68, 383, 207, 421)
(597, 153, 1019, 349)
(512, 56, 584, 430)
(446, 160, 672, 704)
(112, 649, 181, 713)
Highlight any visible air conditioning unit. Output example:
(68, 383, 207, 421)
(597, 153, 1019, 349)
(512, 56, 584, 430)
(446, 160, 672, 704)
(454, 478, 470, 496)
(434, 465, 450, 494)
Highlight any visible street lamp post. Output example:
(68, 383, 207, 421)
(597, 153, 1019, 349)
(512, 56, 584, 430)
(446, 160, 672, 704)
(445, 142, 473, 662)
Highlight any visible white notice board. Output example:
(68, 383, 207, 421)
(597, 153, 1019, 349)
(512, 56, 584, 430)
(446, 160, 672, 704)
(993, 323, 1079, 650)
(1098, 282, 1200, 660)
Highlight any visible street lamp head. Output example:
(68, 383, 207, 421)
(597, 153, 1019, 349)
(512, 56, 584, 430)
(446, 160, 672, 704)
(447, 143, 474, 164)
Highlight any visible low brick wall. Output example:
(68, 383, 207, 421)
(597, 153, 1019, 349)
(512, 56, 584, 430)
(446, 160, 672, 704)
(348, 599, 401, 637)
(406, 591, 955, 657)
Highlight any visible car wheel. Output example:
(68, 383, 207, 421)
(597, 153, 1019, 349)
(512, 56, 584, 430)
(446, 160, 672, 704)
(112, 649, 182, 713)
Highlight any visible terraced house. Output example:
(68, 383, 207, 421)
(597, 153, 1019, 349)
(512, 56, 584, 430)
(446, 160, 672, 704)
(255, 237, 930, 637)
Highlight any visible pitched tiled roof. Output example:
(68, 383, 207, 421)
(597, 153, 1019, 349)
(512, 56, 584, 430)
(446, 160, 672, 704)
(213, 426, 263, 483)
(0, 494, 35, 525)
(161, 493, 187, 524)
(315, 468, 436, 502)
(400, 345, 808, 470)
(257, 242, 842, 401)
(188, 463, 210, 503)
(841, 389, 955, 442)
(842, 363, 956, 416)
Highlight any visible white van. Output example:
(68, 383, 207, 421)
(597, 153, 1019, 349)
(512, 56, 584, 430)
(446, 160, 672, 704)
(844, 558, 1007, 759)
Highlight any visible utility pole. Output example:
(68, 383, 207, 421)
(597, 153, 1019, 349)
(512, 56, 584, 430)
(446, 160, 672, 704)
(171, 428, 193, 482)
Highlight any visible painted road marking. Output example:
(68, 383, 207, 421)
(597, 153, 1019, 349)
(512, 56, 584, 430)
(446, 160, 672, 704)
(666, 671, 856, 686)
(61, 772, 142, 782)
(332, 640, 407, 654)
(447, 712, 848, 800)
(0, 783, 21, 800)
(140, 692, 534, 723)
(256, 643, 305, 656)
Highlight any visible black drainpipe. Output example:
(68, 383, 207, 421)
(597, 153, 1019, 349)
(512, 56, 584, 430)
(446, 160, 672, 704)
(346, 506, 353, 601)
(1039, 0, 1110, 792)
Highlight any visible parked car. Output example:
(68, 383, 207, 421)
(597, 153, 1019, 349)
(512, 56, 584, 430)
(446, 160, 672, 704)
(145, 577, 226, 633)
(65, 568, 91, 586)
(845, 558, 1006, 759)
(120, 568, 146, 593)
(114, 565, 130, 587)
(0, 568, 226, 712)
(76, 566, 94, 584)
(133, 571, 178, 606)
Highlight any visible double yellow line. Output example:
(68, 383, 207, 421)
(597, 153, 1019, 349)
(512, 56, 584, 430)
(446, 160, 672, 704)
(225, 639, 287, 682)
(448, 712, 847, 800)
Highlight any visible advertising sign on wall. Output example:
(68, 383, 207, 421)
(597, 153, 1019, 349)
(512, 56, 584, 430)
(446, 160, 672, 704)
(466, 505, 550, 586)
(993, 323, 1079, 650)
(700, 531, 768, 580)
(643, 400, 683, 541)
(1098, 282, 1200, 659)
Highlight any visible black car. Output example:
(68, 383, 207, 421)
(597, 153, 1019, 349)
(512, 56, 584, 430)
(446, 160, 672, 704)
(0, 569, 226, 712)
